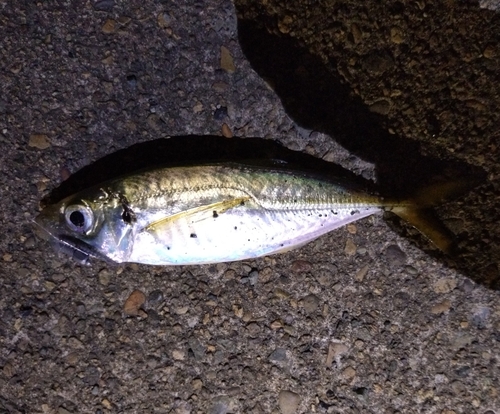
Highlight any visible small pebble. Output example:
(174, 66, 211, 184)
(65, 352, 79, 365)
(223, 269, 237, 280)
(459, 279, 475, 293)
(102, 19, 116, 34)
(351, 23, 362, 43)
(192, 378, 203, 390)
(431, 299, 451, 314)
(221, 123, 233, 138)
(117, 16, 131, 25)
(98, 269, 111, 286)
(220, 46, 235, 73)
(277, 15, 293, 34)
(232, 304, 243, 318)
(385, 244, 407, 266)
(325, 342, 348, 366)
(213, 106, 228, 120)
(290, 260, 312, 273)
(101, 55, 113, 65)
(123, 289, 146, 316)
(211, 396, 232, 414)
(51, 273, 66, 283)
(433, 278, 457, 294)
(405, 265, 418, 275)
(259, 266, 273, 283)
(172, 349, 185, 360)
(246, 322, 261, 337)
(344, 239, 357, 256)
(67, 337, 84, 349)
(188, 338, 205, 361)
(157, 12, 170, 29)
(175, 306, 189, 315)
(354, 265, 369, 282)
(269, 347, 287, 362)
(270, 319, 283, 330)
(23, 237, 36, 248)
(28, 134, 51, 149)
(369, 99, 391, 115)
(301, 294, 320, 314)
(342, 366, 356, 380)
(148, 289, 164, 306)
(44, 281, 56, 291)
(471, 306, 491, 328)
(274, 288, 290, 299)
(452, 334, 473, 349)
(193, 101, 203, 113)
(2, 362, 14, 378)
(483, 44, 496, 59)
(101, 399, 112, 409)
(278, 390, 300, 414)
(59, 166, 71, 181)
(94, 0, 114, 12)
(248, 269, 259, 285)
(390, 26, 404, 44)
(212, 82, 228, 92)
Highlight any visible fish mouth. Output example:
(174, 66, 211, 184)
(32, 218, 111, 265)
(53, 235, 105, 265)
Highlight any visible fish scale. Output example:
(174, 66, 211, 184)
(116, 165, 375, 212)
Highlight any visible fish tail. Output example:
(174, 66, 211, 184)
(404, 179, 479, 208)
(386, 179, 479, 254)
(389, 206, 456, 254)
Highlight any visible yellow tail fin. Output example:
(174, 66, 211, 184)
(387, 178, 479, 254)
(408, 179, 479, 208)
(390, 207, 456, 254)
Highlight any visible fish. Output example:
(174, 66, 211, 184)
(34, 161, 472, 265)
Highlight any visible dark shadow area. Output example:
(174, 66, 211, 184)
(236, 19, 483, 194)
(43, 135, 377, 205)
(235, 18, 497, 288)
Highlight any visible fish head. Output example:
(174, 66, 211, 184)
(34, 188, 135, 264)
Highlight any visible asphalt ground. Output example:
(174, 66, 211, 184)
(1, 1, 499, 413)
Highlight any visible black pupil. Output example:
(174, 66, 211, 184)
(69, 211, 85, 228)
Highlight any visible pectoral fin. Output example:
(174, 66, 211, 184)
(144, 197, 250, 233)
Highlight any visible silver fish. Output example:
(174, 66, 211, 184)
(34, 162, 464, 265)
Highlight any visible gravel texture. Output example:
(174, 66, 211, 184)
(1, 1, 499, 413)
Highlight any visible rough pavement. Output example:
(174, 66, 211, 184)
(1, 1, 499, 413)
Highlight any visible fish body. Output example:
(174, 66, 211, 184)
(35, 161, 468, 265)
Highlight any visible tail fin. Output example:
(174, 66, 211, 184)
(390, 207, 456, 254)
(407, 179, 479, 208)
(387, 179, 479, 254)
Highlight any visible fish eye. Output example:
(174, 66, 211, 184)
(64, 204, 94, 233)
